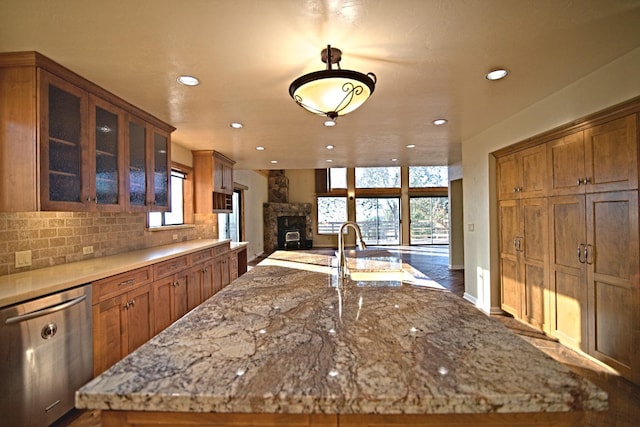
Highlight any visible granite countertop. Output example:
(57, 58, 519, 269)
(0, 239, 243, 309)
(76, 250, 607, 416)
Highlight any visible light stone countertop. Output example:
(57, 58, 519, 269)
(75, 250, 607, 416)
(0, 239, 243, 309)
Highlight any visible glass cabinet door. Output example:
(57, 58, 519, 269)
(95, 107, 119, 204)
(39, 71, 88, 210)
(90, 95, 124, 211)
(152, 130, 170, 211)
(128, 119, 148, 210)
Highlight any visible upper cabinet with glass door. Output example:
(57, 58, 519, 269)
(126, 117, 171, 213)
(89, 94, 125, 211)
(0, 51, 174, 212)
(39, 70, 90, 211)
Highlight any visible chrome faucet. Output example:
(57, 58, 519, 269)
(337, 221, 367, 278)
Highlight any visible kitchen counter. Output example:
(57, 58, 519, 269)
(0, 239, 241, 309)
(75, 250, 607, 426)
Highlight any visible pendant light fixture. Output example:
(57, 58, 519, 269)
(289, 45, 377, 123)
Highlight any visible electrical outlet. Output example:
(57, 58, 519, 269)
(468, 224, 475, 232)
(172, 234, 178, 241)
(15, 250, 32, 268)
(82, 246, 94, 255)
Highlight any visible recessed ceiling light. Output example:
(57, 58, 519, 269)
(433, 119, 448, 126)
(406, 144, 416, 149)
(391, 158, 398, 162)
(326, 159, 333, 163)
(326, 145, 335, 150)
(270, 160, 278, 164)
(230, 122, 243, 129)
(256, 146, 265, 151)
(486, 69, 508, 81)
(177, 75, 200, 86)
(324, 119, 336, 127)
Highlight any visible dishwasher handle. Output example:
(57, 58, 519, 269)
(5, 294, 87, 325)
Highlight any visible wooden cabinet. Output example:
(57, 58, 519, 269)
(92, 267, 154, 376)
(213, 151, 234, 195)
(126, 116, 171, 212)
(548, 115, 637, 196)
(152, 269, 189, 334)
(189, 249, 215, 302)
(497, 104, 640, 384)
(213, 245, 231, 293)
(193, 150, 236, 213)
(549, 191, 639, 383)
(230, 250, 239, 281)
(39, 70, 89, 210)
(89, 95, 126, 211)
(0, 51, 174, 212)
(91, 243, 235, 377)
(499, 198, 548, 331)
(497, 144, 547, 200)
(152, 255, 192, 333)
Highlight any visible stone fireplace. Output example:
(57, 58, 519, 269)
(263, 170, 313, 254)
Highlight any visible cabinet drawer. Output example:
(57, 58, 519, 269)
(92, 266, 152, 304)
(189, 248, 213, 265)
(214, 243, 230, 256)
(154, 255, 189, 279)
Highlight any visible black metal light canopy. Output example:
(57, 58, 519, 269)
(289, 45, 377, 122)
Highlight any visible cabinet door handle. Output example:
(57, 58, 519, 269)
(119, 278, 136, 287)
(513, 238, 519, 250)
(585, 244, 593, 265)
(577, 244, 585, 263)
(517, 237, 522, 252)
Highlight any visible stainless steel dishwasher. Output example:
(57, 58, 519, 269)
(0, 284, 93, 427)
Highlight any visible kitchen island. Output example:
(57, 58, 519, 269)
(76, 250, 607, 426)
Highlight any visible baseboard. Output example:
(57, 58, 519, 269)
(448, 264, 464, 270)
(462, 292, 477, 305)
(490, 306, 505, 315)
(249, 251, 264, 263)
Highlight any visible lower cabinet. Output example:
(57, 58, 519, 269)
(549, 191, 639, 382)
(190, 259, 215, 302)
(92, 243, 246, 376)
(214, 253, 230, 293)
(152, 269, 189, 334)
(92, 267, 154, 376)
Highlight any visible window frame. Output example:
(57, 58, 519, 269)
(147, 162, 194, 230)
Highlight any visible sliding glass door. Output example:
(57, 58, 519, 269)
(410, 196, 449, 244)
(355, 197, 400, 245)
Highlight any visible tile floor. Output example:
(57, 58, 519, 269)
(54, 245, 640, 427)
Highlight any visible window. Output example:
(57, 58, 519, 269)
(329, 168, 347, 190)
(148, 170, 187, 227)
(218, 190, 242, 242)
(355, 167, 401, 188)
(317, 196, 347, 234)
(409, 166, 448, 187)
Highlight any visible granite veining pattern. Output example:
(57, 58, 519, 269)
(76, 251, 607, 415)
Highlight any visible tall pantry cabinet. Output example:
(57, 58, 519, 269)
(496, 102, 640, 384)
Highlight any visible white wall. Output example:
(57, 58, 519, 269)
(234, 169, 268, 261)
(461, 47, 640, 314)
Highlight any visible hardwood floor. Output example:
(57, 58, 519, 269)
(56, 245, 640, 427)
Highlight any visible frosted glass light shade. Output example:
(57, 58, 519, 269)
(289, 70, 376, 119)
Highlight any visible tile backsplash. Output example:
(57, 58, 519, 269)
(0, 212, 218, 276)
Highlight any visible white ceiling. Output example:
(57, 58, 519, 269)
(2, 0, 640, 170)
